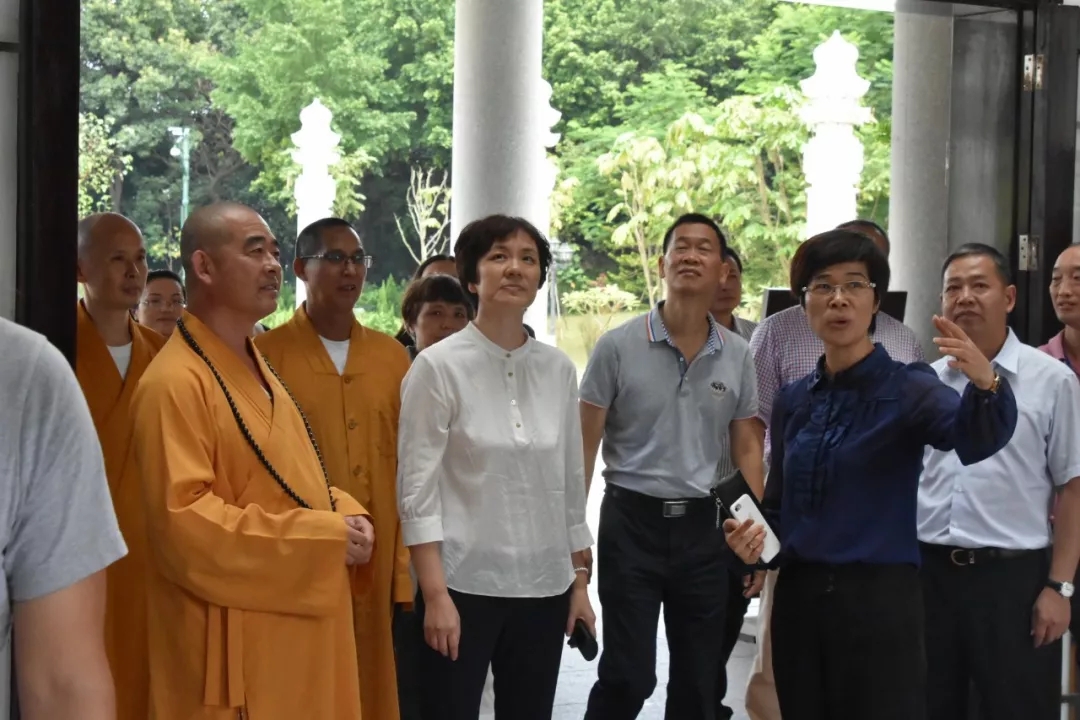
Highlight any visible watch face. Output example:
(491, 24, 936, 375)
(1063, 582, 1075, 598)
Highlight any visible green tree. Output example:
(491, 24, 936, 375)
(598, 86, 808, 304)
(79, 0, 278, 269)
(737, 3, 894, 224)
(78, 114, 132, 217)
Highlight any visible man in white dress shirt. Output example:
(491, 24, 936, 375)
(919, 243, 1080, 720)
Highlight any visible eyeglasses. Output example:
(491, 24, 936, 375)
(803, 280, 876, 298)
(299, 251, 373, 268)
(141, 297, 186, 310)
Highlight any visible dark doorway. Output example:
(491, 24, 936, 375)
(15, 0, 80, 363)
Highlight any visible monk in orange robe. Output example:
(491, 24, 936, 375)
(75, 212, 166, 720)
(131, 202, 376, 720)
(257, 218, 412, 720)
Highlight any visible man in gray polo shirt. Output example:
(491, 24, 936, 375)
(0, 317, 128, 719)
(581, 214, 765, 720)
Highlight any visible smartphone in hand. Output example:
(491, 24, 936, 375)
(567, 619, 598, 661)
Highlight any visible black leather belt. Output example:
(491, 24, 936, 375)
(920, 542, 1044, 567)
(606, 484, 713, 518)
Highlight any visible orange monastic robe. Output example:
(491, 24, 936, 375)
(257, 306, 412, 720)
(75, 300, 166, 720)
(131, 312, 373, 720)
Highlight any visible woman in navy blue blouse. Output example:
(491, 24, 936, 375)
(726, 229, 1018, 720)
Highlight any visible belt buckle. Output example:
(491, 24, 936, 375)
(662, 501, 688, 518)
(950, 548, 976, 567)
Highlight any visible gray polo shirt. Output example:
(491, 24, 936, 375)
(580, 305, 759, 499)
(0, 319, 127, 718)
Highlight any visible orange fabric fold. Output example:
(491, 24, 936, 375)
(257, 306, 412, 720)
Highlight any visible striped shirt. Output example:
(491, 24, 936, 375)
(750, 306, 926, 459)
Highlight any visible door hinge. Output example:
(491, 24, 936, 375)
(1023, 54, 1045, 91)
(1018, 234, 1041, 271)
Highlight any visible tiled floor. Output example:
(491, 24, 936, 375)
(549, 470, 756, 720)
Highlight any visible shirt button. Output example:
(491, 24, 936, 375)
(348, 419, 358, 430)
(505, 353, 511, 358)
(508, 372, 513, 377)
(515, 423, 521, 428)
(510, 399, 517, 406)
(352, 465, 362, 476)
(343, 376, 352, 384)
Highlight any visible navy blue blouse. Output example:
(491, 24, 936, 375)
(763, 344, 1018, 566)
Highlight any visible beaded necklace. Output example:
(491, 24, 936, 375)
(176, 317, 336, 512)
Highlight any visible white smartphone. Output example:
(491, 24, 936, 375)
(730, 493, 781, 563)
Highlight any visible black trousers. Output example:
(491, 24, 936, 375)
(584, 485, 730, 720)
(394, 603, 423, 720)
(771, 561, 926, 720)
(717, 562, 752, 719)
(922, 544, 1060, 720)
(415, 587, 569, 720)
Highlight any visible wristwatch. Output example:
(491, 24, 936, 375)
(1048, 579, 1075, 598)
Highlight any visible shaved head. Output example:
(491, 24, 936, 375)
(75, 212, 148, 311)
(78, 213, 144, 259)
(180, 202, 261, 278)
(180, 202, 281, 324)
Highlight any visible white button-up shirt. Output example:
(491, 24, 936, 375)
(918, 329, 1080, 550)
(397, 322, 593, 598)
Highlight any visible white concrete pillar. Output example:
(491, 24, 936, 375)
(450, 0, 552, 343)
(0, 0, 18, 321)
(291, 99, 341, 308)
(889, 10, 953, 354)
(799, 31, 872, 238)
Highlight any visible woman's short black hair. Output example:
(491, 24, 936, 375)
(790, 229, 890, 307)
(414, 253, 455, 279)
(400, 274, 475, 328)
(146, 269, 185, 295)
(453, 215, 551, 306)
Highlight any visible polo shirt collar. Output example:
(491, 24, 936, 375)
(646, 301, 724, 355)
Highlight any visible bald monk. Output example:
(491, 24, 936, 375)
(257, 217, 412, 720)
(131, 202, 376, 720)
(75, 212, 166, 720)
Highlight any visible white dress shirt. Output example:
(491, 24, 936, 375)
(397, 322, 593, 598)
(919, 329, 1080, 549)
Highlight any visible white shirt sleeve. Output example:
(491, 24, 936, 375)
(1049, 372, 1080, 487)
(397, 354, 452, 546)
(562, 366, 594, 554)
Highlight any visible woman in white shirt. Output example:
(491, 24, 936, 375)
(398, 214, 596, 720)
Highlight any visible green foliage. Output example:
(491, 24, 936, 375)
(596, 84, 808, 304)
(78, 0, 894, 300)
(356, 277, 407, 335)
(78, 113, 132, 217)
(561, 284, 640, 355)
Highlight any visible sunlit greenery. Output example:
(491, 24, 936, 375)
(80, 0, 893, 316)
